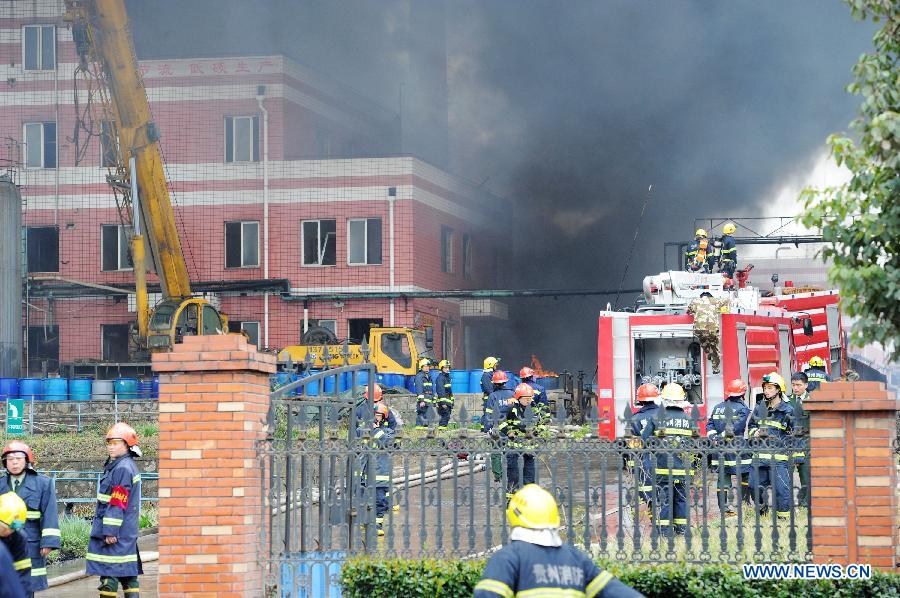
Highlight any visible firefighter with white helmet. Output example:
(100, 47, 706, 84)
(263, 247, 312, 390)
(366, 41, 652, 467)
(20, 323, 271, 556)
(434, 359, 455, 428)
(0, 491, 31, 596)
(413, 358, 435, 428)
(803, 355, 831, 391)
(706, 379, 752, 515)
(748, 372, 795, 518)
(0, 441, 60, 593)
(87, 422, 143, 597)
(641, 383, 697, 536)
(475, 484, 642, 597)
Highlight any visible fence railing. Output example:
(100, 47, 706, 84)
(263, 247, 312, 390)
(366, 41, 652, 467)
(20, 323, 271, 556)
(260, 369, 812, 596)
(2, 398, 157, 438)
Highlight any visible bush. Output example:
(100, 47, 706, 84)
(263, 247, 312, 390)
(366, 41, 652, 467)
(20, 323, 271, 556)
(340, 558, 900, 598)
(46, 515, 91, 564)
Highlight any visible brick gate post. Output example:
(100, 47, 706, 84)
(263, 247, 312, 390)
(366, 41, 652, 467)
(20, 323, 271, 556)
(152, 334, 275, 597)
(804, 381, 899, 570)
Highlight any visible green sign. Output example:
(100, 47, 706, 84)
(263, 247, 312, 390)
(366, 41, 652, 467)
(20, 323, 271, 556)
(6, 399, 24, 435)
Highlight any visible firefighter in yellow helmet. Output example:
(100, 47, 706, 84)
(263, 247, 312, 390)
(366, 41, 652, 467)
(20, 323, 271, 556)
(719, 222, 738, 278)
(803, 355, 831, 391)
(413, 358, 435, 428)
(480, 356, 501, 417)
(0, 491, 31, 595)
(434, 359, 455, 428)
(685, 228, 711, 273)
(747, 373, 795, 518)
(475, 485, 642, 597)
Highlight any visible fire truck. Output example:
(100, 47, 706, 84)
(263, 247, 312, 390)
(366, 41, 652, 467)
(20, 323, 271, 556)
(595, 269, 843, 440)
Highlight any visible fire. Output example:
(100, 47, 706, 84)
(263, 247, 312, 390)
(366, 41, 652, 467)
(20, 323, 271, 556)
(530, 354, 558, 377)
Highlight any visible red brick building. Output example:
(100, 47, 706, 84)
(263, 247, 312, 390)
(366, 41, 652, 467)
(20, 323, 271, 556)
(1, 1, 510, 373)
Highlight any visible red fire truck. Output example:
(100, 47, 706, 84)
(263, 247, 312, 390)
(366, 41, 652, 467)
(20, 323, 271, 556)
(595, 270, 843, 440)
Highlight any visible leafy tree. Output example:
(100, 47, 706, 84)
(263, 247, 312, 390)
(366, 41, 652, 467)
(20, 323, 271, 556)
(800, 0, 899, 357)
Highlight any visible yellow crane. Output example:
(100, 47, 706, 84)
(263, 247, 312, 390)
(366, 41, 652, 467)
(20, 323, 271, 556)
(64, 0, 226, 354)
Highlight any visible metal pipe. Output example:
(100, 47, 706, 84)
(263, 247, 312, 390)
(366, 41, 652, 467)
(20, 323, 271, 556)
(257, 94, 270, 348)
(130, 157, 148, 338)
(388, 193, 396, 326)
(283, 287, 644, 302)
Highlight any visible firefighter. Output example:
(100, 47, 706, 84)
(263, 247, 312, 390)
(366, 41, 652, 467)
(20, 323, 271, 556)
(787, 372, 811, 507)
(498, 384, 547, 498)
(684, 228, 711, 273)
(627, 384, 660, 506)
(480, 356, 501, 416)
(87, 423, 143, 598)
(357, 403, 396, 537)
(353, 384, 398, 430)
(519, 367, 550, 422)
(748, 372, 795, 519)
(687, 294, 729, 374)
(1, 540, 27, 598)
(641, 383, 696, 536)
(0, 442, 60, 593)
(474, 484, 642, 598)
(719, 222, 738, 279)
(0, 492, 30, 596)
(434, 359, 454, 428)
(484, 371, 515, 483)
(803, 356, 831, 392)
(706, 379, 752, 515)
(413, 358, 435, 428)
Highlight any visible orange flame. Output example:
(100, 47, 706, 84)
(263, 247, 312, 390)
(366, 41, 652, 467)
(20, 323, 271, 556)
(530, 354, 558, 377)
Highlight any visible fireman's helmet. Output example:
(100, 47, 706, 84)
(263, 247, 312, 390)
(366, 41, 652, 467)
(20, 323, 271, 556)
(506, 484, 560, 530)
(695, 228, 708, 238)
(761, 372, 786, 394)
(725, 378, 748, 398)
(438, 359, 451, 370)
(660, 383, 687, 407)
(519, 367, 535, 380)
(0, 492, 26, 531)
(2, 441, 35, 468)
(106, 422, 140, 456)
(364, 384, 384, 403)
(723, 222, 737, 235)
(513, 383, 535, 400)
(808, 356, 826, 368)
(373, 403, 389, 420)
(417, 358, 431, 369)
(483, 356, 500, 369)
(491, 370, 509, 384)
(636, 383, 660, 402)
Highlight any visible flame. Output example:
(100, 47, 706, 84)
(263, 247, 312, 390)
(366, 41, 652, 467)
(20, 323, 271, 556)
(530, 354, 558, 377)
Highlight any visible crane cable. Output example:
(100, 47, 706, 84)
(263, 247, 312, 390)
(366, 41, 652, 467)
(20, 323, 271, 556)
(614, 185, 652, 308)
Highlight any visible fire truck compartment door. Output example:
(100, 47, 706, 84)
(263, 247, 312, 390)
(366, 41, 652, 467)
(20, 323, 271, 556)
(631, 324, 695, 339)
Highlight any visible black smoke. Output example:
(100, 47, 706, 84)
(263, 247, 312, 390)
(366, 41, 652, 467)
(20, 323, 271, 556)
(126, 1, 872, 372)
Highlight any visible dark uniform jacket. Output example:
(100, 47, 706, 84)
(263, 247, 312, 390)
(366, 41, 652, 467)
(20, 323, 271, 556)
(1, 530, 30, 594)
(640, 406, 696, 477)
(86, 454, 143, 578)
(434, 371, 454, 406)
(523, 380, 549, 420)
(414, 370, 435, 403)
(706, 398, 751, 470)
(804, 366, 831, 392)
(628, 403, 659, 438)
(474, 540, 642, 597)
(0, 541, 26, 598)
(357, 424, 395, 488)
(354, 401, 398, 430)
(498, 403, 548, 448)
(0, 470, 60, 590)
(480, 369, 495, 397)
(747, 399, 795, 462)
(720, 235, 737, 266)
(484, 388, 514, 433)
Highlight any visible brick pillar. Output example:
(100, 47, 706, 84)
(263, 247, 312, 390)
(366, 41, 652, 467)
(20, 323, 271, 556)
(152, 334, 276, 597)
(804, 381, 899, 570)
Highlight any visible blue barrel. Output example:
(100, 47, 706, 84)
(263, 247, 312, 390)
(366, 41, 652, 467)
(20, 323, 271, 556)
(271, 372, 295, 391)
(114, 377, 138, 400)
(41, 378, 68, 401)
(0, 378, 17, 400)
(69, 378, 93, 401)
(19, 379, 41, 402)
(382, 373, 405, 389)
(350, 370, 370, 391)
(405, 375, 417, 393)
(92, 379, 114, 401)
(450, 370, 470, 393)
(322, 371, 337, 394)
(300, 370, 319, 397)
(137, 379, 154, 400)
(469, 369, 485, 394)
(152, 376, 160, 399)
(538, 376, 560, 390)
(338, 372, 352, 393)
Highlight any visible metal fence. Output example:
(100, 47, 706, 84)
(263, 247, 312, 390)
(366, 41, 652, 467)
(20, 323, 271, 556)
(259, 366, 812, 597)
(2, 398, 157, 438)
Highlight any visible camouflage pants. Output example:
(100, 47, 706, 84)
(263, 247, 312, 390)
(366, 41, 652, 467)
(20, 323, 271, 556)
(697, 330, 721, 373)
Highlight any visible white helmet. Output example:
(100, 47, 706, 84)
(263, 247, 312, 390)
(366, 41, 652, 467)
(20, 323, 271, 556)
(660, 383, 688, 408)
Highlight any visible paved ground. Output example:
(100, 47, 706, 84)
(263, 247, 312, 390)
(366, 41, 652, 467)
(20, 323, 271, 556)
(50, 559, 159, 598)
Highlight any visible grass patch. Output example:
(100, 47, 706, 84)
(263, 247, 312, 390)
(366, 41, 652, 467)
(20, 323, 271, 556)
(7, 427, 158, 467)
(46, 515, 91, 564)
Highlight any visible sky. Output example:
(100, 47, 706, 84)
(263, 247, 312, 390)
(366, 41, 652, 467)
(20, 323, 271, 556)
(126, 0, 874, 371)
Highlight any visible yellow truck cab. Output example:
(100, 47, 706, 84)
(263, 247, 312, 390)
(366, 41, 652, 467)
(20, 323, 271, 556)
(278, 327, 432, 376)
(146, 298, 228, 352)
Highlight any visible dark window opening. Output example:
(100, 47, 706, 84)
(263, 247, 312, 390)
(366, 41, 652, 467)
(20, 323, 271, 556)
(380, 332, 412, 369)
(101, 324, 130, 362)
(302, 219, 337, 265)
(27, 325, 59, 374)
(348, 318, 383, 344)
(26, 226, 59, 273)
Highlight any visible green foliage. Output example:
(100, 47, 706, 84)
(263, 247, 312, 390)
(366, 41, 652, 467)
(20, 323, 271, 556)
(139, 504, 158, 529)
(340, 558, 900, 598)
(800, 0, 900, 356)
(46, 515, 91, 564)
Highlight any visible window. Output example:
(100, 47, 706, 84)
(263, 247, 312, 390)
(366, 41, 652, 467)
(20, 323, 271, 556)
(23, 25, 55, 71)
(349, 318, 383, 344)
(348, 218, 382, 265)
(24, 122, 56, 168)
(307, 319, 337, 335)
(25, 226, 58, 273)
(101, 224, 133, 271)
(101, 324, 130, 362)
(202, 305, 224, 335)
(225, 221, 259, 268)
(381, 332, 412, 369)
(441, 226, 454, 273)
(441, 320, 455, 363)
(463, 234, 473, 280)
(228, 320, 260, 348)
(302, 219, 337, 266)
(27, 325, 59, 374)
(100, 121, 118, 167)
(224, 116, 259, 163)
